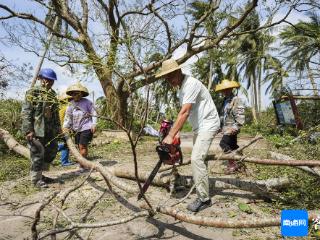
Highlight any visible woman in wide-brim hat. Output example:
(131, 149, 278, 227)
(63, 82, 97, 168)
(215, 79, 245, 174)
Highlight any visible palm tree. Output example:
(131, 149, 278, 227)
(263, 57, 288, 95)
(280, 11, 320, 96)
(228, 7, 275, 122)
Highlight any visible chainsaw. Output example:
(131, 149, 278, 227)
(137, 119, 183, 200)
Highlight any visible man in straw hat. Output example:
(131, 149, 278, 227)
(63, 82, 97, 166)
(155, 59, 220, 212)
(215, 79, 245, 174)
(21, 68, 61, 188)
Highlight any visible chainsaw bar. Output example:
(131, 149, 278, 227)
(137, 158, 163, 200)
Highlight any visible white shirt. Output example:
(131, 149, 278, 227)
(179, 75, 220, 133)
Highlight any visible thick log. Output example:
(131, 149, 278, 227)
(109, 167, 290, 196)
(0, 128, 30, 159)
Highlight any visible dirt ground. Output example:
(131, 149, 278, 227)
(0, 132, 298, 239)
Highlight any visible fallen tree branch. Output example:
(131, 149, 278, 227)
(52, 171, 94, 239)
(38, 211, 149, 239)
(31, 191, 59, 240)
(206, 155, 320, 166)
(0, 128, 30, 158)
(0, 128, 138, 194)
(270, 151, 320, 178)
(65, 135, 138, 194)
(159, 135, 263, 173)
(141, 204, 319, 228)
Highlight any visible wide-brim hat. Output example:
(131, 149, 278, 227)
(66, 82, 89, 97)
(155, 59, 182, 78)
(215, 79, 240, 92)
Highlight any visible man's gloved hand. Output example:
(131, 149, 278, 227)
(26, 131, 34, 141)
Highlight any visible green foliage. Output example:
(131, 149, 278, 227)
(266, 133, 294, 148)
(96, 118, 117, 131)
(0, 154, 29, 182)
(298, 100, 320, 129)
(242, 107, 277, 135)
(0, 99, 22, 135)
(181, 122, 192, 132)
(254, 163, 320, 209)
(0, 99, 24, 153)
(280, 11, 320, 76)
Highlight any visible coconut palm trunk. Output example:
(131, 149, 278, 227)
(306, 62, 319, 96)
(207, 59, 214, 90)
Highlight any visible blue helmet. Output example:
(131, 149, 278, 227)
(38, 68, 57, 81)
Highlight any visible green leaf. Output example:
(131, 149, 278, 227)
(238, 203, 253, 214)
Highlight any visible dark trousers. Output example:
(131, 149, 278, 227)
(219, 134, 239, 153)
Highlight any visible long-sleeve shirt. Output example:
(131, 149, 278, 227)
(63, 98, 97, 132)
(21, 86, 61, 138)
(220, 95, 245, 135)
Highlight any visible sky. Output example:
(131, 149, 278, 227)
(0, 0, 314, 109)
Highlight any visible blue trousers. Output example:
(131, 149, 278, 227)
(58, 143, 71, 166)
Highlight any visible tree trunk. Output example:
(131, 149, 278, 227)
(250, 76, 258, 123)
(257, 61, 262, 113)
(207, 59, 214, 90)
(306, 62, 319, 96)
(30, 16, 60, 87)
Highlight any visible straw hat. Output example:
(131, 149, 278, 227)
(215, 79, 240, 92)
(66, 82, 89, 97)
(155, 59, 182, 78)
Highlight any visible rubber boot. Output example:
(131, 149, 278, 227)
(58, 143, 73, 166)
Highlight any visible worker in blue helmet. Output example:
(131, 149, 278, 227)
(21, 68, 62, 188)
